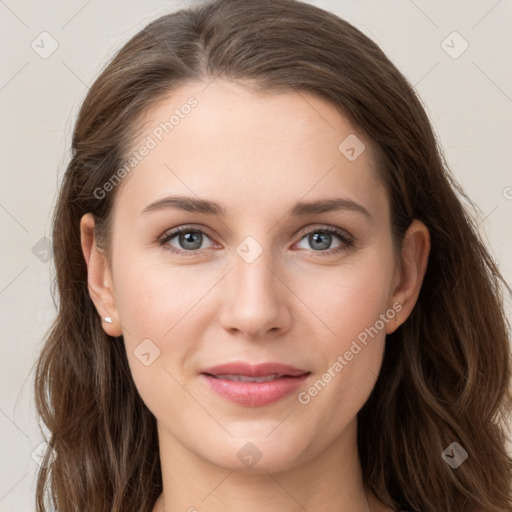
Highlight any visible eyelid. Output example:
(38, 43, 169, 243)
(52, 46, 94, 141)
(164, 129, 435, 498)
(158, 223, 215, 242)
(293, 223, 353, 241)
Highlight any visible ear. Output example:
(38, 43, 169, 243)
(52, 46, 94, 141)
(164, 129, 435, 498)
(80, 213, 123, 337)
(386, 219, 431, 334)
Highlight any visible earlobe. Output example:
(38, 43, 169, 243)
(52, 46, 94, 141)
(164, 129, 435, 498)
(385, 315, 402, 335)
(387, 219, 431, 333)
(80, 213, 123, 337)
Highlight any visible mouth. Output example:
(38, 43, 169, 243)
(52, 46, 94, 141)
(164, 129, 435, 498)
(199, 363, 311, 406)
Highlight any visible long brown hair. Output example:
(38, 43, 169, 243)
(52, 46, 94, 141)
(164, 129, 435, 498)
(34, 0, 512, 510)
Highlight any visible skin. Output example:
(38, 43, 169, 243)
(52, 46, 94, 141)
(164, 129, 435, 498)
(80, 79, 430, 512)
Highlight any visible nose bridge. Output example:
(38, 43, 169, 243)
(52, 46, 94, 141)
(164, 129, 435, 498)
(219, 232, 290, 337)
(232, 233, 281, 303)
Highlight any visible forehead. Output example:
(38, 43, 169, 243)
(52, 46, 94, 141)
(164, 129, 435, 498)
(112, 79, 387, 222)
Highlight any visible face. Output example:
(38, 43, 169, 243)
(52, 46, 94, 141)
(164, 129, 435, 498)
(88, 79, 406, 473)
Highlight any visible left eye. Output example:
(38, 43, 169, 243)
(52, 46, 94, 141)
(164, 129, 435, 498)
(295, 228, 350, 252)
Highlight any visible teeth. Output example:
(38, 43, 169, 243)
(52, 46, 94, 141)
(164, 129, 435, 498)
(214, 374, 283, 382)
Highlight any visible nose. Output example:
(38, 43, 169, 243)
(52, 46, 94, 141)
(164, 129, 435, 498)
(218, 247, 292, 339)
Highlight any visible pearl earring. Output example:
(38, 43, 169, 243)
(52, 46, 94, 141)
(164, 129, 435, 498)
(103, 316, 113, 324)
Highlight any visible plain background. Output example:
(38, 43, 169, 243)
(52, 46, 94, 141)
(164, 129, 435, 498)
(1, 0, 511, 510)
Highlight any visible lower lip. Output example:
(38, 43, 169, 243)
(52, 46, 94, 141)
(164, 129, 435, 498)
(200, 373, 310, 407)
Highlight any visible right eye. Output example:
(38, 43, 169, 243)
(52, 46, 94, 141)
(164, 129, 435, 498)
(159, 226, 217, 255)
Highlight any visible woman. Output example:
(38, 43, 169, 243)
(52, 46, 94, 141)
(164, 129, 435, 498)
(34, 0, 512, 511)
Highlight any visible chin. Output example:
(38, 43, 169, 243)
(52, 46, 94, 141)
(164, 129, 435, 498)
(198, 434, 311, 474)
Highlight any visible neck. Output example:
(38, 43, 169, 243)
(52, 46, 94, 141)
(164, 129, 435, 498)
(159, 486, 373, 512)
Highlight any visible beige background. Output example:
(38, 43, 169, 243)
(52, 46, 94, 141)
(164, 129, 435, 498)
(0, 0, 511, 510)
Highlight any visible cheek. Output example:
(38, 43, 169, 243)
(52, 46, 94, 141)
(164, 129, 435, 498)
(111, 254, 203, 407)
(113, 250, 208, 341)
(296, 248, 394, 411)
(302, 249, 395, 345)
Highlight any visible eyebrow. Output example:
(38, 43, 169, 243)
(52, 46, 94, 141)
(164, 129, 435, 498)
(141, 195, 372, 220)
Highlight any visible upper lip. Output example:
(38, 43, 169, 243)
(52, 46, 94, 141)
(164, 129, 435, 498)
(200, 362, 309, 378)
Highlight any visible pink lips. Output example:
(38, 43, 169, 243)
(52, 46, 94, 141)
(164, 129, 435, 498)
(200, 362, 311, 407)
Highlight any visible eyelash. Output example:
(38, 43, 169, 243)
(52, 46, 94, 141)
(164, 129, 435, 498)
(158, 224, 354, 257)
